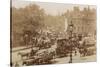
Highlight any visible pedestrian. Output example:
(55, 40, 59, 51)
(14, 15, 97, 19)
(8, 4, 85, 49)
(74, 49, 77, 56)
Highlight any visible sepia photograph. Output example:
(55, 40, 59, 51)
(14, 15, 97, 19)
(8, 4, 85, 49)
(11, 0, 96, 66)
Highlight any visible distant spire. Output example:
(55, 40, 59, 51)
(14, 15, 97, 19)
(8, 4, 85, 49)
(87, 6, 90, 11)
(64, 18, 68, 32)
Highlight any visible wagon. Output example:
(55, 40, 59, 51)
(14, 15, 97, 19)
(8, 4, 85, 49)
(22, 48, 55, 65)
(78, 36, 96, 56)
(56, 38, 71, 57)
(35, 49, 55, 64)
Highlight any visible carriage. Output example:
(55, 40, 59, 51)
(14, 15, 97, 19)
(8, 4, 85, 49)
(56, 38, 73, 57)
(78, 36, 96, 57)
(21, 48, 55, 65)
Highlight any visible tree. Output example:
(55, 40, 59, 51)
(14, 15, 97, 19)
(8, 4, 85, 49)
(11, 4, 45, 47)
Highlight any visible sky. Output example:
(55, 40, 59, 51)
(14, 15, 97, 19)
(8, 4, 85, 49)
(12, 0, 96, 15)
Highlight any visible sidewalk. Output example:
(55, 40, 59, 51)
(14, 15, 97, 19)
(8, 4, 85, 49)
(52, 51, 96, 64)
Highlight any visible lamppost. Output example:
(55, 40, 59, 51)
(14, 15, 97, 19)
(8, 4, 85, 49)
(68, 21, 74, 63)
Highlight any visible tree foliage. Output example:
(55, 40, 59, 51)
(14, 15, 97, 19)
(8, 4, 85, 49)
(11, 4, 45, 47)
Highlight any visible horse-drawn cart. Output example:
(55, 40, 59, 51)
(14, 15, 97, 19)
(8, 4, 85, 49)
(21, 48, 55, 65)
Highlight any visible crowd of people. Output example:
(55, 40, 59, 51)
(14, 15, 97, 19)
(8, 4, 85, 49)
(12, 29, 96, 66)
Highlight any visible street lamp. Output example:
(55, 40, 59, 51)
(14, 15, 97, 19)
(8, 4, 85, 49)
(68, 21, 74, 63)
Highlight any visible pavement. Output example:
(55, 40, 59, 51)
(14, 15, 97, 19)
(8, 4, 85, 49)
(52, 51, 96, 64)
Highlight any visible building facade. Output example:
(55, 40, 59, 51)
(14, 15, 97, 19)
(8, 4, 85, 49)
(65, 6, 96, 36)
